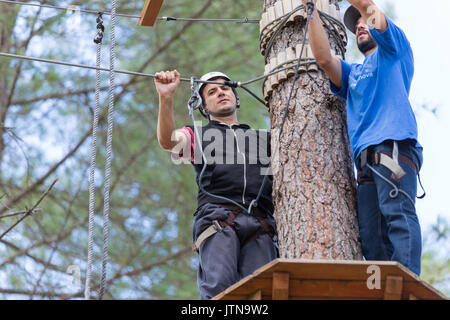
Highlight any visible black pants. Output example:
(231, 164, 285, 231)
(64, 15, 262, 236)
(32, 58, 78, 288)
(193, 203, 278, 300)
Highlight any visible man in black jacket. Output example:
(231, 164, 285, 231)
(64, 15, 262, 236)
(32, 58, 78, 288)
(154, 70, 278, 300)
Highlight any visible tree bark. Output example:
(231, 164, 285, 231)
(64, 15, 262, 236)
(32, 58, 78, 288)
(263, 0, 362, 260)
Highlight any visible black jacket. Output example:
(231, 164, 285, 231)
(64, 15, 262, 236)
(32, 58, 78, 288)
(188, 120, 273, 215)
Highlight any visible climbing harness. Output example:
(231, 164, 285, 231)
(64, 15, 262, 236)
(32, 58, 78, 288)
(193, 204, 276, 252)
(358, 141, 426, 207)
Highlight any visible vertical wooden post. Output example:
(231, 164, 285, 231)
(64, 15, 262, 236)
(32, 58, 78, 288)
(139, 0, 164, 26)
(272, 272, 290, 300)
(384, 276, 404, 300)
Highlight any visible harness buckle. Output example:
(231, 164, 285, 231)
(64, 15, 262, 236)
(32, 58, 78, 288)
(212, 220, 222, 232)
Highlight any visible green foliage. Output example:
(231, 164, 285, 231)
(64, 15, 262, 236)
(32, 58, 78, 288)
(421, 216, 450, 296)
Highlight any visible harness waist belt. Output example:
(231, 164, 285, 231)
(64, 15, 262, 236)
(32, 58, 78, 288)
(376, 151, 417, 174)
(357, 150, 418, 184)
(192, 204, 274, 252)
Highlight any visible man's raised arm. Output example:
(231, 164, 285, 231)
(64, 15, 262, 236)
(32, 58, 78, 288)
(154, 70, 185, 151)
(302, 0, 343, 89)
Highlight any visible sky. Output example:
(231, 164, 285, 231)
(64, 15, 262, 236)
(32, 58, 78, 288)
(362, 0, 450, 232)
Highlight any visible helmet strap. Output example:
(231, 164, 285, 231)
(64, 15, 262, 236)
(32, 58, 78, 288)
(204, 107, 236, 118)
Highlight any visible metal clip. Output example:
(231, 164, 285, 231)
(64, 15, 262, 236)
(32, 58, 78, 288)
(247, 199, 258, 215)
(93, 12, 105, 44)
(212, 220, 222, 232)
(190, 76, 195, 93)
(187, 77, 200, 114)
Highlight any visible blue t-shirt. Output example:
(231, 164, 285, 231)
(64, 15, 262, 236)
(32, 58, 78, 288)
(330, 17, 420, 160)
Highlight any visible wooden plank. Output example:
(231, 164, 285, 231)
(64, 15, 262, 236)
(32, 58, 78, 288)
(401, 281, 445, 300)
(272, 272, 290, 300)
(290, 279, 383, 299)
(139, 0, 164, 26)
(277, 51, 288, 82)
(258, 259, 421, 282)
(384, 276, 403, 300)
(213, 277, 272, 300)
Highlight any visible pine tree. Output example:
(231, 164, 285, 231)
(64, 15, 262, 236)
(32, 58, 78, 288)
(262, 0, 362, 259)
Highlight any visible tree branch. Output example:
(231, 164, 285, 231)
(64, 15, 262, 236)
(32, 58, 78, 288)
(0, 128, 90, 215)
(0, 179, 57, 240)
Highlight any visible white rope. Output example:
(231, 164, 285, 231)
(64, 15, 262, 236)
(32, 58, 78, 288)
(99, 0, 117, 300)
(85, 12, 105, 301)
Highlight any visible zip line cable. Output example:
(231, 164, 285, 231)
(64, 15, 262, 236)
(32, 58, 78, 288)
(0, 0, 259, 23)
(0, 0, 140, 18)
(0, 51, 308, 106)
(159, 17, 259, 24)
(0, 52, 247, 85)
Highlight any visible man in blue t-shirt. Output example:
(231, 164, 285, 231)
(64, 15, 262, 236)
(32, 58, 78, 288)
(303, 0, 423, 275)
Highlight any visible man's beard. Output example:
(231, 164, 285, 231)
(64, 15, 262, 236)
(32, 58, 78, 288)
(357, 36, 377, 54)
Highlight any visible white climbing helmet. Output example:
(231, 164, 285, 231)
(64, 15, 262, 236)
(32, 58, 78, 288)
(196, 71, 240, 118)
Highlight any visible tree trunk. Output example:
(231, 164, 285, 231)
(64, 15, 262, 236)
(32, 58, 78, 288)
(262, 0, 362, 259)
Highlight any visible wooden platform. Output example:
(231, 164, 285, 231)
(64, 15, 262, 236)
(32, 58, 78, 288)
(213, 259, 448, 300)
